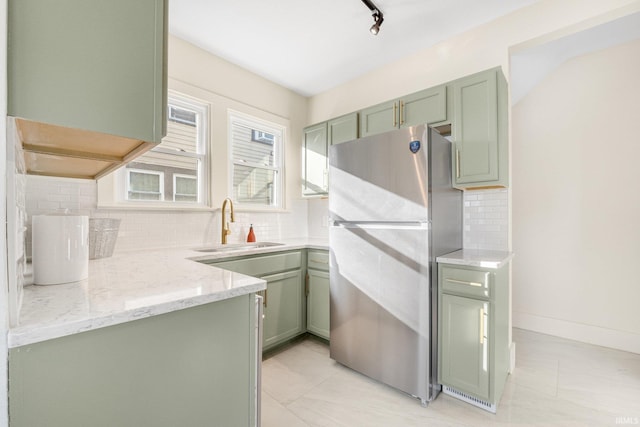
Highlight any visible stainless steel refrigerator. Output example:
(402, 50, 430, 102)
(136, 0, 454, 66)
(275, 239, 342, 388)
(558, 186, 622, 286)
(328, 124, 462, 405)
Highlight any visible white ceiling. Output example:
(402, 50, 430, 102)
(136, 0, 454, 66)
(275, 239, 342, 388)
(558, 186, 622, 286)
(169, 0, 539, 97)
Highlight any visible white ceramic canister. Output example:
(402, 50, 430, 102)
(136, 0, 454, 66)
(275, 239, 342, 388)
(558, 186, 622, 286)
(32, 214, 89, 285)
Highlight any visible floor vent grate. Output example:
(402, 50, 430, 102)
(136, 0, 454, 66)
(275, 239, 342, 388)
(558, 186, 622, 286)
(442, 385, 497, 413)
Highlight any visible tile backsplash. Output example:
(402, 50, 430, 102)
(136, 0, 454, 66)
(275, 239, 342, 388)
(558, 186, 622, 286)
(23, 176, 508, 255)
(6, 119, 27, 327)
(24, 175, 309, 255)
(463, 188, 509, 251)
(307, 189, 509, 251)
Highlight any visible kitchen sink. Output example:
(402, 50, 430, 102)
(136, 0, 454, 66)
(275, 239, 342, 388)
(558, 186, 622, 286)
(193, 242, 285, 253)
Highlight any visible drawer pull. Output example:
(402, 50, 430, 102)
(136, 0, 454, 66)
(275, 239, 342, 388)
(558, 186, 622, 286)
(311, 260, 329, 264)
(445, 278, 482, 287)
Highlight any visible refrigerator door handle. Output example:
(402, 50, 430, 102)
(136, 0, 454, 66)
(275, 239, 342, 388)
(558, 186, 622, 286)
(331, 221, 430, 230)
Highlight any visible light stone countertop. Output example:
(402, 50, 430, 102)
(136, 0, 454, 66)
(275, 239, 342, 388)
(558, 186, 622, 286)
(9, 238, 329, 348)
(436, 249, 514, 269)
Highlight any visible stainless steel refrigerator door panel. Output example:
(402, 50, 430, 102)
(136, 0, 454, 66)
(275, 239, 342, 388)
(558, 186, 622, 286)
(329, 126, 430, 222)
(329, 224, 433, 401)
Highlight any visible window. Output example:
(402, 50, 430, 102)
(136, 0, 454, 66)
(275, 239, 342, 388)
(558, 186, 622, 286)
(173, 174, 197, 202)
(229, 112, 284, 208)
(127, 169, 164, 200)
(122, 93, 208, 206)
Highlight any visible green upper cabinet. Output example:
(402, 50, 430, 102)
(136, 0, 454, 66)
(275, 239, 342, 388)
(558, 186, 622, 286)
(359, 85, 447, 137)
(8, 0, 167, 144)
(358, 100, 396, 137)
(451, 67, 508, 189)
(328, 112, 359, 145)
(303, 122, 329, 196)
(7, 0, 168, 180)
(401, 86, 448, 128)
(303, 112, 359, 196)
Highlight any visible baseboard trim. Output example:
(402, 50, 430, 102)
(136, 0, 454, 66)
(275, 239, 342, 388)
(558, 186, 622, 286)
(513, 311, 640, 354)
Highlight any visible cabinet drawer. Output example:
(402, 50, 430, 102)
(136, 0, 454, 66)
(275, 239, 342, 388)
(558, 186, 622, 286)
(210, 251, 302, 277)
(440, 265, 491, 299)
(307, 250, 329, 271)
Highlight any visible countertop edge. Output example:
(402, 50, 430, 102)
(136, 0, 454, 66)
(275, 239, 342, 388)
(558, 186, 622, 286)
(436, 249, 514, 269)
(8, 280, 266, 348)
(9, 240, 327, 348)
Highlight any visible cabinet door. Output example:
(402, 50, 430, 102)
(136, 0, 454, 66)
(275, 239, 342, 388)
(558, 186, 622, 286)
(400, 85, 447, 128)
(262, 269, 303, 350)
(328, 113, 359, 145)
(452, 69, 499, 185)
(440, 293, 490, 400)
(9, 295, 256, 427)
(303, 122, 328, 196)
(8, 0, 167, 144)
(359, 100, 397, 137)
(306, 269, 330, 340)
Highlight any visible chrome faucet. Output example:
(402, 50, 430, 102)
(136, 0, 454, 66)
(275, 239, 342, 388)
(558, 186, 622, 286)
(221, 197, 235, 244)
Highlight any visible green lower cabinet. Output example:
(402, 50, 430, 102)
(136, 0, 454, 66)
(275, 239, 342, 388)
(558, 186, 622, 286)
(8, 295, 259, 427)
(438, 262, 510, 413)
(262, 269, 304, 350)
(306, 268, 330, 340)
(204, 251, 306, 352)
(440, 294, 490, 399)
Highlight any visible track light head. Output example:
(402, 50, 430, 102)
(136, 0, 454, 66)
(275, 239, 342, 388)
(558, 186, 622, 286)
(361, 0, 384, 35)
(370, 11, 383, 35)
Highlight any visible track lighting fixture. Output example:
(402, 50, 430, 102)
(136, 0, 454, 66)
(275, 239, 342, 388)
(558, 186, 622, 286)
(361, 0, 384, 35)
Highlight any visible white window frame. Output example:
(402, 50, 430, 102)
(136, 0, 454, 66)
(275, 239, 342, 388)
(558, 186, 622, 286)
(113, 92, 210, 208)
(228, 110, 285, 210)
(126, 168, 165, 201)
(173, 173, 198, 202)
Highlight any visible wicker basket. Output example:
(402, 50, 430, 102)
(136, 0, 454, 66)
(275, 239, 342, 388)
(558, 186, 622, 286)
(89, 218, 121, 259)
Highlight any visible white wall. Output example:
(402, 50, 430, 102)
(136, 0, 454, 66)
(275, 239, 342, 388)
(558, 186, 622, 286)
(307, 0, 638, 124)
(305, 0, 640, 353)
(26, 35, 311, 255)
(512, 38, 640, 353)
(26, 175, 309, 252)
(167, 36, 308, 212)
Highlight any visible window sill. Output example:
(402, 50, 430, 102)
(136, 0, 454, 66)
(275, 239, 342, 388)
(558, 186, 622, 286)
(96, 202, 214, 212)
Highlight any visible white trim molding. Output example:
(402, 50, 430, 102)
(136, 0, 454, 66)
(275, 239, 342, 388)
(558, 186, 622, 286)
(513, 311, 640, 355)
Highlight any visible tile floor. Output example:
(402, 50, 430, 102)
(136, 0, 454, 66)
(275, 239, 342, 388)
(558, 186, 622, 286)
(261, 328, 640, 427)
